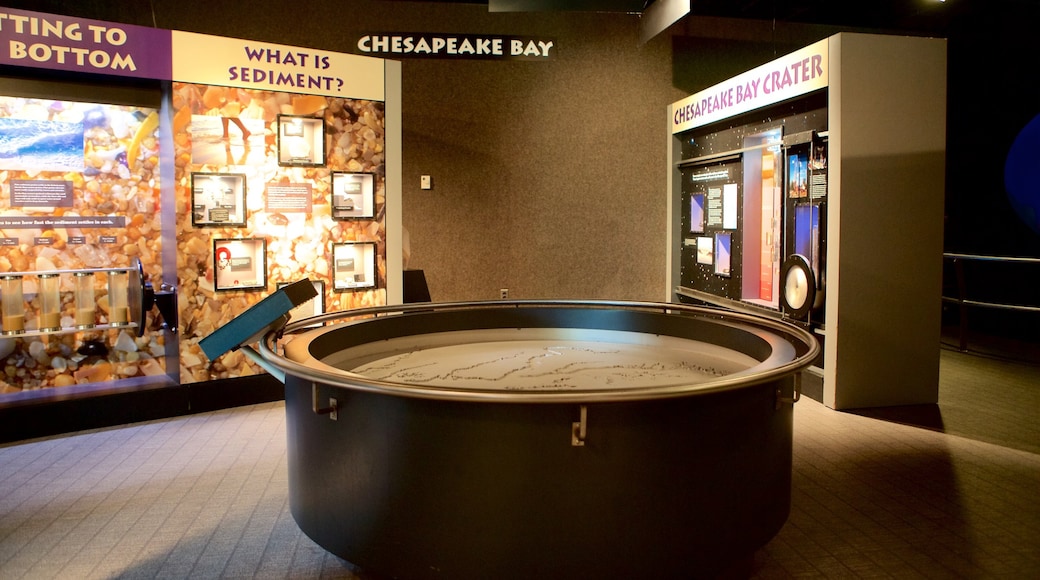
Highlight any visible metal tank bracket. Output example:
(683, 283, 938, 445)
(312, 383, 339, 421)
(571, 404, 588, 446)
(775, 373, 803, 409)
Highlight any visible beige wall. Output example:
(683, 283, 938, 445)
(398, 17, 681, 301)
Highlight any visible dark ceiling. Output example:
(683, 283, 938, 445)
(665, 0, 953, 31)
(388, 0, 1004, 35)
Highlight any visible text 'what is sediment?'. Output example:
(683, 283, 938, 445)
(0, 12, 138, 71)
(228, 46, 346, 92)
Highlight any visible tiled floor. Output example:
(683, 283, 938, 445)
(0, 346, 1038, 579)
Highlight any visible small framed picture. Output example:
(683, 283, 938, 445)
(714, 232, 732, 277)
(332, 242, 376, 292)
(696, 236, 714, 266)
(277, 279, 325, 326)
(788, 152, 809, 199)
(191, 172, 247, 227)
(331, 172, 376, 220)
(689, 192, 705, 234)
(277, 115, 325, 167)
(214, 238, 267, 292)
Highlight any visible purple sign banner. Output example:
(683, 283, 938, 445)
(0, 7, 172, 79)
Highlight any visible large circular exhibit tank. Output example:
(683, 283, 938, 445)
(248, 298, 820, 579)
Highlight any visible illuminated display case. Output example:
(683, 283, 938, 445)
(0, 7, 403, 440)
(668, 33, 947, 410)
(0, 88, 178, 400)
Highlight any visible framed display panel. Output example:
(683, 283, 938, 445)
(677, 156, 745, 300)
(278, 280, 325, 326)
(277, 115, 326, 167)
(332, 172, 376, 219)
(696, 236, 713, 266)
(714, 232, 732, 277)
(787, 151, 809, 199)
(689, 193, 705, 234)
(214, 238, 267, 292)
(809, 138, 828, 200)
(722, 183, 738, 230)
(191, 172, 247, 227)
(333, 242, 376, 292)
(683, 159, 741, 233)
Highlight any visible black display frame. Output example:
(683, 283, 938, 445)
(191, 172, 247, 227)
(689, 192, 705, 234)
(332, 241, 377, 292)
(331, 171, 376, 220)
(277, 114, 326, 167)
(714, 232, 732, 277)
(213, 238, 267, 292)
(696, 236, 714, 266)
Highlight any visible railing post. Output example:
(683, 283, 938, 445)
(954, 257, 969, 352)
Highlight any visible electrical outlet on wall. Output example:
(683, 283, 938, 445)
(500, 288, 508, 299)
(420, 175, 432, 190)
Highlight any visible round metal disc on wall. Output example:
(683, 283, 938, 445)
(780, 254, 816, 320)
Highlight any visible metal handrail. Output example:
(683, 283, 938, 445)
(942, 253, 1040, 351)
(253, 299, 820, 404)
(943, 253, 1040, 264)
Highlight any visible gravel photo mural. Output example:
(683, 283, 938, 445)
(172, 83, 387, 383)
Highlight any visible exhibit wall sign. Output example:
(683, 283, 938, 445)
(0, 7, 171, 79)
(0, 6, 388, 101)
(353, 33, 556, 60)
(671, 38, 828, 134)
(173, 31, 386, 100)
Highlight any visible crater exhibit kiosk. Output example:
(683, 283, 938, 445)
(667, 33, 947, 410)
(202, 286, 819, 579)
